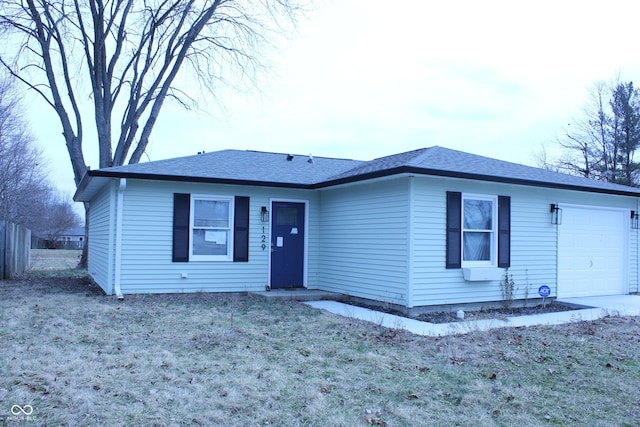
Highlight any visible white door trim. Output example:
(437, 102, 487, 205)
(268, 198, 309, 289)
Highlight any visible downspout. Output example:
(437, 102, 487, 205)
(113, 178, 126, 299)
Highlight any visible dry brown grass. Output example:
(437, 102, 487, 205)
(29, 249, 82, 271)
(2, 251, 640, 426)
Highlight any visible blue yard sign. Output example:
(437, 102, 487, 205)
(538, 285, 551, 298)
(538, 285, 551, 308)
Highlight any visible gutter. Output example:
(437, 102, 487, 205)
(316, 166, 640, 197)
(113, 178, 126, 299)
(85, 166, 640, 198)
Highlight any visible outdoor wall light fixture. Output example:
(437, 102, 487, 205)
(632, 210, 639, 230)
(550, 203, 562, 225)
(261, 206, 269, 222)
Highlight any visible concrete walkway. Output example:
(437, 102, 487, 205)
(304, 295, 640, 337)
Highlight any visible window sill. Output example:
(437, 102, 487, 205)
(189, 256, 232, 262)
(462, 267, 504, 281)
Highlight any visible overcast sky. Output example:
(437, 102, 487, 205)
(27, 0, 640, 199)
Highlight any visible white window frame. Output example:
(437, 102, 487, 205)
(461, 193, 498, 267)
(190, 195, 234, 261)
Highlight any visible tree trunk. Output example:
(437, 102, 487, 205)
(77, 202, 89, 269)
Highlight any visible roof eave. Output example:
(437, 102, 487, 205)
(315, 166, 640, 197)
(77, 166, 640, 200)
(73, 171, 94, 202)
(86, 170, 315, 190)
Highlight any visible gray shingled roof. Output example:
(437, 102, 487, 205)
(93, 149, 362, 185)
(75, 146, 640, 200)
(325, 146, 640, 195)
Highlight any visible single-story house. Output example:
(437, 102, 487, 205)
(57, 227, 86, 249)
(74, 146, 640, 309)
(32, 226, 86, 250)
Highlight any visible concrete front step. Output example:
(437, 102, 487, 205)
(249, 288, 344, 302)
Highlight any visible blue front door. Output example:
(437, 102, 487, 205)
(270, 202, 305, 289)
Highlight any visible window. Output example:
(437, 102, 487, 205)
(446, 192, 510, 269)
(172, 194, 250, 263)
(462, 195, 497, 266)
(190, 196, 233, 260)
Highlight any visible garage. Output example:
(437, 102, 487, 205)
(557, 205, 629, 298)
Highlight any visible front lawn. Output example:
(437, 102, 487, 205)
(1, 273, 639, 426)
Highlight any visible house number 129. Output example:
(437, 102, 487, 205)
(261, 227, 267, 251)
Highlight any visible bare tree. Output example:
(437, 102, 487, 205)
(532, 143, 561, 172)
(0, 0, 301, 181)
(0, 0, 303, 265)
(35, 192, 83, 243)
(0, 77, 47, 222)
(555, 78, 640, 186)
(555, 82, 606, 179)
(0, 77, 79, 238)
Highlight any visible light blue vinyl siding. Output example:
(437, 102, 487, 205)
(630, 228, 639, 293)
(87, 182, 115, 294)
(115, 180, 318, 294)
(411, 176, 638, 306)
(88, 172, 639, 305)
(318, 178, 410, 305)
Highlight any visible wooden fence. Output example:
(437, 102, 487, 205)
(31, 237, 84, 250)
(0, 221, 31, 279)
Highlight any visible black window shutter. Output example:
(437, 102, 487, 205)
(173, 193, 190, 262)
(497, 196, 511, 268)
(233, 196, 250, 262)
(446, 191, 462, 269)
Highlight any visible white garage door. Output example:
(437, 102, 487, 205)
(557, 205, 628, 298)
